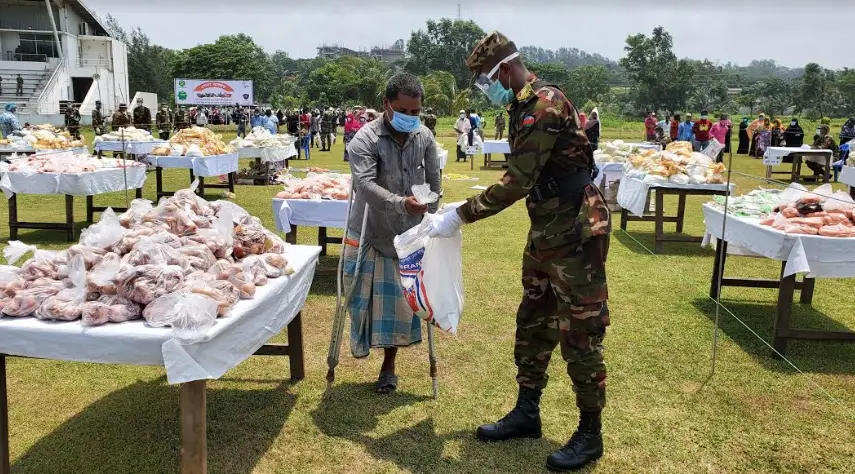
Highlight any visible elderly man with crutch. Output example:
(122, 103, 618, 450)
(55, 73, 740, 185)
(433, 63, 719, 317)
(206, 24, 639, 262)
(326, 73, 441, 395)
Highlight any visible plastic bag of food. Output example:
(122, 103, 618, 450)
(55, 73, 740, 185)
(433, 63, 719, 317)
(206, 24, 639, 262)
(118, 199, 154, 228)
(87, 252, 121, 295)
(179, 244, 217, 271)
(79, 208, 126, 249)
(141, 201, 198, 236)
(5, 242, 65, 281)
(81, 294, 141, 326)
(263, 229, 288, 254)
(412, 183, 439, 205)
(183, 280, 239, 317)
(0, 266, 25, 296)
(183, 205, 234, 258)
(212, 200, 256, 226)
(122, 235, 190, 271)
(66, 244, 107, 270)
(668, 174, 690, 185)
(35, 255, 87, 321)
(143, 292, 219, 343)
(3, 281, 63, 317)
(232, 224, 267, 258)
(117, 264, 185, 305)
(393, 214, 463, 334)
(241, 256, 269, 286)
(185, 144, 204, 158)
(822, 191, 855, 214)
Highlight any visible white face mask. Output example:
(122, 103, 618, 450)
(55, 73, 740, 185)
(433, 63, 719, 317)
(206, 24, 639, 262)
(816, 129, 822, 135)
(460, 114, 466, 119)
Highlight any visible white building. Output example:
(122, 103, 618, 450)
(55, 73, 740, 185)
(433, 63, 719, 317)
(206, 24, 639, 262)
(0, 0, 129, 124)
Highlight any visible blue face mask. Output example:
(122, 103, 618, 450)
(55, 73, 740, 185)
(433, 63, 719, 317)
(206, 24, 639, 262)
(486, 80, 514, 106)
(389, 110, 420, 133)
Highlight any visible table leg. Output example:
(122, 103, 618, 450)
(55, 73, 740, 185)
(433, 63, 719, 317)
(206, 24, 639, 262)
(86, 195, 94, 223)
(676, 192, 687, 234)
(136, 187, 143, 199)
(654, 190, 665, 253)
(765, 164, 772, 179)
(620, 207, 628, 231)
(180, 380, 207, 474)
(772, 262, 796, 356)
(285, 225, 297, 245)
(709, 239, 728, 299)
(824, 155, 831, 184)
(65, 195, 75, 242)
(318, 227, 328, 256)
(799, 277, 816, 305)
(1, 355, 9, 474)
(287, 313, 305, 381)
(8, 194, 17, 241)
(228, 172, 235, 194)
(470, 152, 474, 171)
(156, 167, 164, 198)
(792, 157, 800, 182)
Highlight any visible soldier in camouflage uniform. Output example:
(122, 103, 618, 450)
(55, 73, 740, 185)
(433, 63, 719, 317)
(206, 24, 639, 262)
(132, 98, 152, 131)
(806, 123, 838, 176)
(423, 108, 438, 136)
(173, 106, 189, 131)
(64, 103, 81, 139)
(111, 103, 131, 131)
(495, 111, 506, 140)
(91, 101, 106, 135)
(320, 107, 335, 151)
(155, 103, 172, 140)
(428, 31, 610, 472)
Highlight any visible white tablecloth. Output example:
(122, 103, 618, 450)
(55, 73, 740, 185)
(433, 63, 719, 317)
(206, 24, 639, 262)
(839, 166, 855, 188)
(0, 245, 321, 384)
(595, 162, 624, 185)
(0, 165, 147, 199)
(238, 145, 297, 163)
(702, 205, 855, 278)
(95, 140, 167, 155)
(147, 153, 239, 177)
(617, 176, 733, 217)
(626, 143, 662, 151)
(483, 140, 510, 154)
(437, 149, 449, 170)
(0, 146, 34, 155)
(763, 147, 832, 166)
(272, 198, 348, 233)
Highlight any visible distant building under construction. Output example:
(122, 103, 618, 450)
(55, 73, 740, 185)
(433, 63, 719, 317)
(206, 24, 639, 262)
(316, 43, 407, 64)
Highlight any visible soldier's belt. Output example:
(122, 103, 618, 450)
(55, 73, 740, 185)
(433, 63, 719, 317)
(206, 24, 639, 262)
(529, 170, 592, 203)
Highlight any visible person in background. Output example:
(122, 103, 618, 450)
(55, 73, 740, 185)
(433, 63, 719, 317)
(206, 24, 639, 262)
(720, 114, 732, 154)
(235, 107, 247, 138)
(0, 75, 3, 96)
(578, 111, 587, 130)
(737, 117, 750, 154)
(132, 98, 151, 131)
(840, 118, 855, 146)
(468, 108, 480, 147)
(196, 108, 208, 127)
(754, 118, 772, 157)
(710, 116, 729, 163)
(343, 112, 360, 162)
(678, 113, 694, 142)
(670, 114, 680, 142)
(276, 109, 284, 129)
(264, 109, 278, 134)
(692, 110, 712, 151)
(155, 104, 172, 140)
(64, 103, 81, 139)
(0, 103, 22, 138)
(585, 110, 601, 150)
(783, 118, 804, 148)
(344, 72, 440, 395)
(806, 124, 838, 177)
(16, 74, 23, 96)
(747, 113, 765, 157)
(653, 125, 668, 147)
(300, 109, 311, 134)
(173, 106, 188, 131)
(422, 108, 437, 136)
(454, 109, 471, 162)
(310, 111, 320, 148)
(770, 119, 785, 147)
(111, 103, 131, 131)
(91, 100, 106, 136)
(321, 107, 336, 151)
(495, 111, 506, 140)
(657, 115, 669, 136)
(644, 111, 657, 141)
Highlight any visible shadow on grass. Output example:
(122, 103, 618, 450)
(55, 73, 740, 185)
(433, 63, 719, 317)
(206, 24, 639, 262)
(692, 298, 855, 375)
(614, 228, 714, 257)
(312, 382, 567, 474)
(12, 377, 296, 474)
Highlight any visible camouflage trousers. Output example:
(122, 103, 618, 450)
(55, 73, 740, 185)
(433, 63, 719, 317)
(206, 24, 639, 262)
(515, 219, 610, 412)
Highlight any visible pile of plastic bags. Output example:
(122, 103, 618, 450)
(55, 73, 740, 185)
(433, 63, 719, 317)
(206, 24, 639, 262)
(151, 127, 234, 157)
(274, 172, 351, 200)
(623, 141, 726, 185)
(758, 183, 855, 237)
(593, 140, 634, 163)
(93, 126, 157, 142)
(0, 152, 142, 174)
(229, 126, 296, 149)
(12, 124, 86, 150)
(0, 181, 296, 342)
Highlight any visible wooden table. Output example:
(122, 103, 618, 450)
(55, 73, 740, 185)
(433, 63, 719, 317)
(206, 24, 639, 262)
(709, 239, 855, 354)
(476, 140, 511, 171)
(154, 167, 236, 200)
(764, 148, 833, 184)
(0, 314, 304, 474)
(620, 186, 730, 253)
(284, 225, 341, 257)
(236, 148, 293, 185)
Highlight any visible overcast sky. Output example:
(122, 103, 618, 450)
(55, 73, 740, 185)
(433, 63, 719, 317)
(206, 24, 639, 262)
(85, 0, 854, 70)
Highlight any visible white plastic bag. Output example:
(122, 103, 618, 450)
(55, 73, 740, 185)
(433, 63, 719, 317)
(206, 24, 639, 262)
(185, 144, 203, 157)
(79, 208, 126, 249)
(143, 292, 219, 343)
(411, 183, 438, 205)
(393, 214, 463, 334)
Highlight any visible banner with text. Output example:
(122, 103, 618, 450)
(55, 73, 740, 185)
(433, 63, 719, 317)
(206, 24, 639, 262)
(174, 79, 254, 106)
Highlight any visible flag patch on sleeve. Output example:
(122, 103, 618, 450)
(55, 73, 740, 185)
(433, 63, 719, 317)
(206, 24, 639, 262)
(522, 115, 536, 127)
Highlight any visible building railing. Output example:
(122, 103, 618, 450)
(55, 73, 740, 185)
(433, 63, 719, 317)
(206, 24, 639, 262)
(78, 57, 112, 69)
(2, 52, 48, 62)
(33, 58, 65, 114)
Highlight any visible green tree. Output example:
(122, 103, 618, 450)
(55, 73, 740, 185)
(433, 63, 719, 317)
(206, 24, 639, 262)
(797, 63, 833, 117)
(405, 18, 486, 89)
(171, 34, 275, 103)
(619, 26, 679, 112)
(756, 78, 793, 116)
(305, 56, 389, 108)
(421, 71, 457, 115)
(569, 65, 610, 105)
(104, 15, 177, 103)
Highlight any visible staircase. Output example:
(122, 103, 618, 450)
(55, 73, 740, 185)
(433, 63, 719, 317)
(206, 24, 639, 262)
(0, 65, 53, 113)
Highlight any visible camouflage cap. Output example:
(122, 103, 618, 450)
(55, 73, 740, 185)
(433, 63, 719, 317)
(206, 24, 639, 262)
(466, 31, 518, 75)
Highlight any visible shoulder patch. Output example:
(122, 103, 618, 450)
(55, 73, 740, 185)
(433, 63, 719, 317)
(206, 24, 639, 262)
(522, 115, 536, 127)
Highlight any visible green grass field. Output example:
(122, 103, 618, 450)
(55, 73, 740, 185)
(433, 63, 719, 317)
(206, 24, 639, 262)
(4, 124, 854, 473)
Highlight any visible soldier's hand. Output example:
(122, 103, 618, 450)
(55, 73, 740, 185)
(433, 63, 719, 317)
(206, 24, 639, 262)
(404, 196, 428, 216)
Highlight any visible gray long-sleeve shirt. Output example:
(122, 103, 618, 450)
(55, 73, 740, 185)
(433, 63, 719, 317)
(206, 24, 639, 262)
(347, 118, 441, 258)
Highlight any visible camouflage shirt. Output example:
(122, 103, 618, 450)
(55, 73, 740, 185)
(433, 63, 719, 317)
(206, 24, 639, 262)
(132, 105, 152, 130)
(495, 113, 506, 129)
(321, 112, 335, 133)
(458, 76, 601, 250)
(91, 109, 104, 127)
(111, 111, 131, 130)
(155, 110, 172, 131)
(813, 134, 838, 157)
(423, 114, 437, 131)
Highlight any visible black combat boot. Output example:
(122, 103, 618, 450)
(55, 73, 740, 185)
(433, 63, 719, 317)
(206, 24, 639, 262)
(476, 387, 542, 442)
(546, 411, 603, 472)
